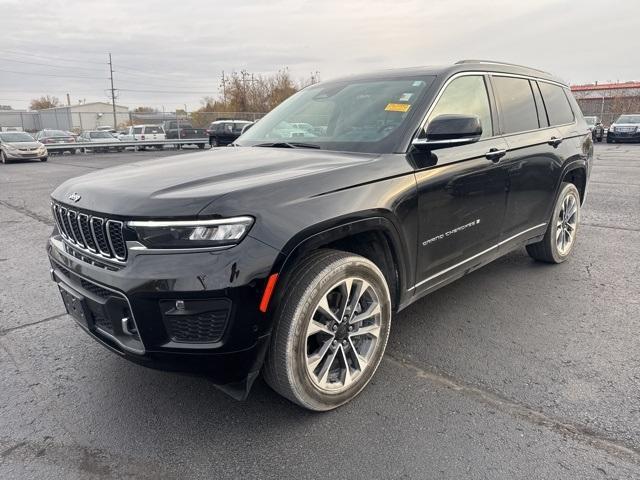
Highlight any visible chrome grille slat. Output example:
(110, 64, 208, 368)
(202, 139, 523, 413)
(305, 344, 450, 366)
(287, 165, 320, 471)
(59, 207, 75, 243)
(67, 210, 85, 247)
(106, 220, 127, 261)
(51, 202, 127, 264)
(78, 213, 97, 253)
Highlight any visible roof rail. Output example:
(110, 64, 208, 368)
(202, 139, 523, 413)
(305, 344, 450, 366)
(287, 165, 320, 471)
(455, 59, 550, 76)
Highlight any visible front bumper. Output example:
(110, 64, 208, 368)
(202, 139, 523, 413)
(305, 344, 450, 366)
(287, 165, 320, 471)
(4, 149, 47, 159)
(48, 232, 282, 396)
(607, 130, 640, 142)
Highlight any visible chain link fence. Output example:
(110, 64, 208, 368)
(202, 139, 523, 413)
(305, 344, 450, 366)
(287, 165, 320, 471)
(575, 96, 640, 127)
(0, 109, 267, 133)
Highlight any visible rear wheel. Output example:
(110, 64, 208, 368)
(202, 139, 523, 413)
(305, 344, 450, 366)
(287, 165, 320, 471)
(210, 137, 218, 147)
(1, 151, 9, 164)
(197, 143, 205, 149)
(263, 250, 392, 411)
(526, 182, 580, 263)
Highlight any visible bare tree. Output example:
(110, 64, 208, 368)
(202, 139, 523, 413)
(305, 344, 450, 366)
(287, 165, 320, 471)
(29, 95, 60, 110)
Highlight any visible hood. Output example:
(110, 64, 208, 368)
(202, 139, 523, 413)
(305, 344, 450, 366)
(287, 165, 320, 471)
(611, 123, 640, 129)
(87, 137, 120, 143)
(51, 147, 379, 217)
(4, 141, 42, 149)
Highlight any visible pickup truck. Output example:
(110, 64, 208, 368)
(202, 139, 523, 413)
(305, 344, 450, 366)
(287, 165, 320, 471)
(163, 120, 207, 149)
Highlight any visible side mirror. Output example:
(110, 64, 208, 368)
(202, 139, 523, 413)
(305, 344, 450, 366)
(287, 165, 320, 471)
(412, 114, 482, 149)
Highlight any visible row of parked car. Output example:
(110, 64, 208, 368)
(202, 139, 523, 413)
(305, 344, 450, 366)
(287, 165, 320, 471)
(0, 119, 257, 162)
(585, 114, 640, 143)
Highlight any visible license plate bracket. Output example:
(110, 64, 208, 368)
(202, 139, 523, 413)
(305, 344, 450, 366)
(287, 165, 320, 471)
(58, 283, 90, 328)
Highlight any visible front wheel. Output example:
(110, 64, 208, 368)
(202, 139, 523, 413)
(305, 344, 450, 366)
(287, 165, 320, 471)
(526, 182, 580, 263)
(263, 250, 392, 411)
(1, 151, 9, 164)
(40, 156, 48, 162)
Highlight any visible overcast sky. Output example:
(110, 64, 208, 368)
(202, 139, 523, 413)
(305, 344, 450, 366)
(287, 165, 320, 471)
(1, 0, 638, 111)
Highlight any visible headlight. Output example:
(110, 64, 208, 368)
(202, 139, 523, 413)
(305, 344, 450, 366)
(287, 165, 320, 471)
(127, 216, 254, 249)
(5, 144, 18, 151)
(38, 145, 47, 153)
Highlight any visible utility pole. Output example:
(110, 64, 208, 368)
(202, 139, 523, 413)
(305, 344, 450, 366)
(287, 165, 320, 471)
(108, 53, 117, 128)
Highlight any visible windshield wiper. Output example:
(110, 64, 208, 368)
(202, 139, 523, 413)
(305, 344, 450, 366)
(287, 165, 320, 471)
(254, 142, 322, 149)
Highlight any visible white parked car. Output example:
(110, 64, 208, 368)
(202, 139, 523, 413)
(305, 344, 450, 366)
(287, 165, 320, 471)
(118, 124, 166, 150)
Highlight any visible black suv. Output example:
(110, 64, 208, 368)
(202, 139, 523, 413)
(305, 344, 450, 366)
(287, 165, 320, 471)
(48, 60, 592, 411)
(206, 120, 253, 146)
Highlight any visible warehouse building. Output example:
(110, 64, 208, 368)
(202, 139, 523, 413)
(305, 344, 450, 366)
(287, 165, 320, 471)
(571, 82, 640, 126)
(35, 102, 129, 131)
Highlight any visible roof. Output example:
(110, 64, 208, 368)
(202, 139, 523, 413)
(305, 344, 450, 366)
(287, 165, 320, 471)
(325, 59, 566, 86)
(571, 82, 640, 92)
(39, 102, 127, 111)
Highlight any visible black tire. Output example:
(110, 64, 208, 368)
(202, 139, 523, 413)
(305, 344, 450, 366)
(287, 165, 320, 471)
(1, 151, 9, 164)
(69, 149, 76, 155)
(263, 249, 392, 411)
(526, 182, 580, 264)
(596, 138, 602, 143)
(606, 137, 612, 144)
(41, 156, 48, 162)
(211, 137, 218, 147)
(197, 143, 205, 149)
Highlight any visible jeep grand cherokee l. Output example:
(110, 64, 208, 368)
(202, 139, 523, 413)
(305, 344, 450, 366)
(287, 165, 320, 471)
(47, 60, 592, 411)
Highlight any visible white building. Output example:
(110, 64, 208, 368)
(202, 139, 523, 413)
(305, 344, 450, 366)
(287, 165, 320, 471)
(39, 102, 130, 131)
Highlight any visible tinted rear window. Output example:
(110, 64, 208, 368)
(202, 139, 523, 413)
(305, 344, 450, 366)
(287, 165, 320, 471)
(538, 82, 574, 126)
(492, 76, 539, 134)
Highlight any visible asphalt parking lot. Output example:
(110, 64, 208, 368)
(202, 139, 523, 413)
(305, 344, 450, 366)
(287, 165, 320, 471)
(1, 144, 639, 479)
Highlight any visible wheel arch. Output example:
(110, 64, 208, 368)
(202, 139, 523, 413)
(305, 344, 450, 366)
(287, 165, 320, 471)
(270, 214, 413, 313)
(560, 162, 587, 204)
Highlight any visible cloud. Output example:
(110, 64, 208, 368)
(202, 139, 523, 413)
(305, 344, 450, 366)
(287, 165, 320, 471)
(0, 0, 638, 110)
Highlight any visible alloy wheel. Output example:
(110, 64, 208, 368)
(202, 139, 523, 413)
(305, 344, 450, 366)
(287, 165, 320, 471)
(556, 192, 578, 255)
(305, 277, 382, 393)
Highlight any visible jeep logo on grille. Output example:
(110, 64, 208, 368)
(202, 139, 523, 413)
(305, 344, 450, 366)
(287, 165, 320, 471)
(68, 192, 81, 202)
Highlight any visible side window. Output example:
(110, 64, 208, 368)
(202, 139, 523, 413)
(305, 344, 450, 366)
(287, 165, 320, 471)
(538, 82, 575, 126)
(532, 82, 549, 128)
(427, 75, 493, 139)
(492, 76, 539, 134)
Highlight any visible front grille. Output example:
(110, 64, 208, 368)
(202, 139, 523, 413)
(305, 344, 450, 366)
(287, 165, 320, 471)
(52, 203, 127, 262)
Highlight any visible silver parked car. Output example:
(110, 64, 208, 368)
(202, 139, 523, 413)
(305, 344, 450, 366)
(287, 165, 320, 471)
(78, 130, 124, 153)
(0, 131, 48, 163)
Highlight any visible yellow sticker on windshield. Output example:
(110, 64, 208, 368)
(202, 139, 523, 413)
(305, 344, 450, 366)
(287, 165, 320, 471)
(385, 103, 411, 112)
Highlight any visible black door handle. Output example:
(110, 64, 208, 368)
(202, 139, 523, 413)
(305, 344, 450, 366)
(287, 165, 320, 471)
(485, 148, 506, 162)
(548, 136, 563, 148)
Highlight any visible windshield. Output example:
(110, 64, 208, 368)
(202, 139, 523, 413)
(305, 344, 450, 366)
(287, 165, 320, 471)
(43, 130, 69, 137)
(236, 76, 434, 153)
(616, 115, 640, 124)
(0, 132, 35, 142)
(89, 131, 114, 138)
(584, 116, 596, 125)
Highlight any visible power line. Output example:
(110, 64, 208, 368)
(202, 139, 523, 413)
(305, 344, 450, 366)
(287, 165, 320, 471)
(118, 88, 217, 94)
(0, 68, 107, 80)
(0, 56, 105, 72)
(0, 49, 107, 66)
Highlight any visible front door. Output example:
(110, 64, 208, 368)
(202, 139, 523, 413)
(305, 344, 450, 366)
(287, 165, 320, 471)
(413, 74, 509, 295)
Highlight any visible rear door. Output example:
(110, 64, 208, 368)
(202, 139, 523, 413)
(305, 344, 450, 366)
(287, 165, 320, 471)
(491, 75, 564, 240)
(414, 74, 509, 295)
